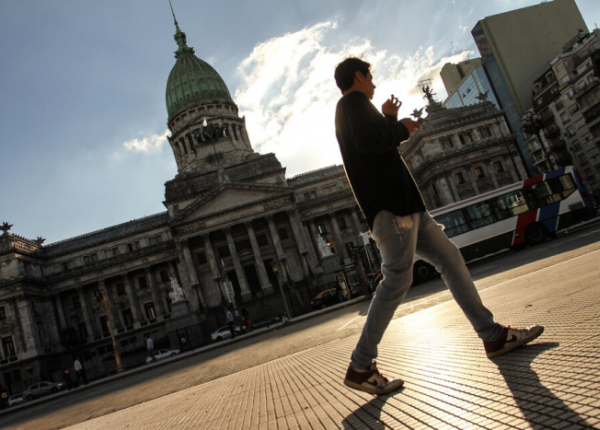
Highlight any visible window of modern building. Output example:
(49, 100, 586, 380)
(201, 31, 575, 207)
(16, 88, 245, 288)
(561, 75, 571, 84)
(585, 94, 596, 106)
(572, 140, 582, 151)
(588, 148, 600, 157)
(557, 63, 565, 72)
(561, 112, 570, 124)
(475, 167, 485, 179)
(550, 86, 559, 95)
(568, 104, 580, 115)
(578, 80, 587, 90)
(575, 118, 587, 129)
(494, 161, 504, 173)
(555, 100, 564, 111)
(566, 126, 576, 136)
(563, 89, 575, 100)
(578, 153, 589, 165)
(455, 172, 466, 185)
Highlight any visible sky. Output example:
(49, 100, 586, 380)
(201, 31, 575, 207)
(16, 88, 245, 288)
(1, 0, 599, 244)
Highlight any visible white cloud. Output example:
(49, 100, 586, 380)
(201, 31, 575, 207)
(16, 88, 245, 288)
(112, 129, 170, 160)
(235, 22, 472, 176)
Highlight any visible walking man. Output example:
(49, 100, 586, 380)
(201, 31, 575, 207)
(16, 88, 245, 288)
(74, 356, 88, 385)
(225, 308, 236, 339)
(333, 57, 544, 395)
(145, 335, 156, 363)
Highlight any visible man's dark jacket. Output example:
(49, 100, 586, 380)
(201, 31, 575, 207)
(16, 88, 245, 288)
(335, 91, 426, 229)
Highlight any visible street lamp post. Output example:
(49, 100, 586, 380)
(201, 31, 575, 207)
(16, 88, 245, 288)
(270, 260, 292, 322)
(92, 283, 125, 373)
(521, 111, 554, 173)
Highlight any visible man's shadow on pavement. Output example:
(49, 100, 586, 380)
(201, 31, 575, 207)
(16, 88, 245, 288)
(494, 342, 590, 429)
(340, 343, 590, 429)
(340, 389, 397, 429)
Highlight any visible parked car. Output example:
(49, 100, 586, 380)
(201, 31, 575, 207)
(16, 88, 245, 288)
(310, 288, 339, 310)
(146, 348, 181, 363)
(210, 325, 243, 341)
(8, 393, 24, 407)
(251, 316, 281, 330)
(22, 381, 65, 401)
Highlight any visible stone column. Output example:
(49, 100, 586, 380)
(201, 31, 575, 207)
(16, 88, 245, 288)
(53, 293, 67, 331)
(506, 156, 520, 182)
(77, 286, 95, 339)
(350, 208, 363, 234)
(328, 213, 351, 264)
(266, 215, 289, 280)
(446, 173, 461, 202)
(146, 267, 166, 316)
(307, 219, 321, 260)
(224, 227, 252, 301)
(303, 220, 321, 270)
(19, 300, 42, 354)
(245, 221, 273, 295)
(467, 168, 481, 195)
(123, 276, 143, 327)
(483, 163, 499, 188)
(181, 239, 205, 307)
(203, 233, 223, 302)
(9, 299, 26, 354)
(286, 211, 312, 280)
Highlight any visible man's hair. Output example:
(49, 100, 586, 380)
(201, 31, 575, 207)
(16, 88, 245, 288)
(334, 57, 371, 93)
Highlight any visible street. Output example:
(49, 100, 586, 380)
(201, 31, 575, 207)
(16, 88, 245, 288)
(1, 221, 599, 430)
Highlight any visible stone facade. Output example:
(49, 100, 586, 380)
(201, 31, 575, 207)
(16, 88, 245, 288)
(402, 99, 528, 209)
(0, 25, 367, 395)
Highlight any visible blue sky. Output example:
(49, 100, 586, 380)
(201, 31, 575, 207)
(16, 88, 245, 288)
(1, 0, 599, 244)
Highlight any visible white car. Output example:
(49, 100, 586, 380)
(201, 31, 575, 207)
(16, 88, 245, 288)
(8, 393, 24, 406)
(146, 348, 180, 363)
(210, 325, 243, 341)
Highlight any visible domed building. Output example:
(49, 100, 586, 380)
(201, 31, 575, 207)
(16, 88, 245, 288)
(0, 19, 366, 391)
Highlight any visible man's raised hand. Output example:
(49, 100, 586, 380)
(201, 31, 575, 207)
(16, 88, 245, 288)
(382, 95, 402, 116)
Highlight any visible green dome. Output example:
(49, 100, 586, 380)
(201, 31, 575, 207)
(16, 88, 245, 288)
(166, 25, 233, 122)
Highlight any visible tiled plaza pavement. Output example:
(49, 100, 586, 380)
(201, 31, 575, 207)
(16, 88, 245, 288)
(68, 251, 600, 429)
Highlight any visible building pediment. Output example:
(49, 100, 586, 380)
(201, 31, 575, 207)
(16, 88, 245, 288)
(171, 183, 292, 225)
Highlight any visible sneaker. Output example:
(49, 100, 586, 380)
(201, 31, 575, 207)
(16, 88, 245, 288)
(343, 361, 404, 395)
(484, 325, 544, 358)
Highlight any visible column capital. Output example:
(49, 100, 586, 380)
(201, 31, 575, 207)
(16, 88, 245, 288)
(243, 220, 254, 229)
(202, 232, 211, 240)
(265, 214, 274, 222)
(223, 226, 232, 235)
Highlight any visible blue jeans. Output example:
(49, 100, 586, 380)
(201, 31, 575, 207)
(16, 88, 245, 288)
(351, 211, 502, 369)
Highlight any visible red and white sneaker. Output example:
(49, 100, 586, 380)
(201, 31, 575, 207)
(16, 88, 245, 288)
(343, 361, 404, 395)
(484, 325, 544, 358)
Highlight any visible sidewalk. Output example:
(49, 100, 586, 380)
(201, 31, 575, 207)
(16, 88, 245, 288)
(66, 249, 600, 429)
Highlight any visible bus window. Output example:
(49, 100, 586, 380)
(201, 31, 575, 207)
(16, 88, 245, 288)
(525, 180, 562, 209)
(466, 202, 496, 228)
(435, 210, 470, 238)
(493, 190, 528, 217)
(558, 174, 576, 199)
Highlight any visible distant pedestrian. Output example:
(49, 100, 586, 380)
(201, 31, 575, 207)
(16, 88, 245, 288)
(334, 57, 544, 395)
(145, 335, 156, 363)
(61, 365, 73, 390)
(226, 308, 236, 339)
(74, 356, 88, 385)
